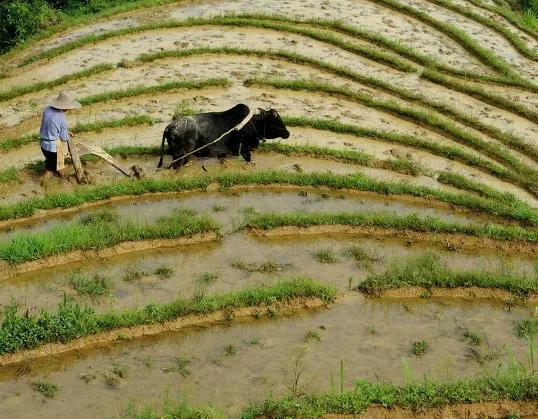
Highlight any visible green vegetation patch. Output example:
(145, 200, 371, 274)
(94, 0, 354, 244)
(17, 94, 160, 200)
(244, 211, 537, 243)
(0, 167, 19, 184)
(357, 253, 538, 296)
(0, 278, 337, 354)
(0, 209, 218, 265)
(241, 373, 538, 417)
(31, 381, 59, 399)
(67, 270, 110, 297)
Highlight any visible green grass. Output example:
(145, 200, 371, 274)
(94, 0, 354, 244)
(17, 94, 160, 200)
(195, 272, 218, 285)
(283, 117, 528, 193)
(248, 78, 538, 187)
(342, 245, 380, 267)
(312, 249, 339, 264)
(0, 278, 337, 354)
(357, 253, 538, 296)
(0, 64, 114, 103)
(231, 260, 292, 274)
(137, 46, 537, 160)
(123, 398, 221, 419)
(79, 78, 229, 106)
(0, 209, 218, 265)
(0, 114, 153, 153)
(410, 340, 430, 356)
(437, 171, 520, 204)
(241, 372, 538, 417)
(374, 0, 525, 79)
(259, 142, 424, 176)
(67, 270, 110, 297)
(243, 211, 538, 243)
(0, 170, 536, 227)
(31, 381, 59, 399)
(426, 0, 538, 59)
(0, 167, 19, 184)
(514, 319, 538, 338)
(122, 267, 149, 282)
(466, 0, 538, 39)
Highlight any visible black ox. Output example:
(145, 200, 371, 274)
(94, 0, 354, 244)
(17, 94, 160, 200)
(157, 104, 290, 168)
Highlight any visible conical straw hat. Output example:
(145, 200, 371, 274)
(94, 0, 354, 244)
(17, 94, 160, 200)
(49, 91, 81, 110)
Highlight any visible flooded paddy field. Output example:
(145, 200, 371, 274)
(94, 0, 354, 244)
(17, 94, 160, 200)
(0, 294, 532, 418)
(1, 0, 537, 416)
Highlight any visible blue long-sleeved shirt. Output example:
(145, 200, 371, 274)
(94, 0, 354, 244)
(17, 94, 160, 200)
(39, 106, 69, 152)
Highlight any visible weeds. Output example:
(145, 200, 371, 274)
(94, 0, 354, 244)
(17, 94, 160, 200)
(31, 381, 59, 399)
(67, 270, 110, 297)
(0, 167, 19, 184)
(154, 266, 173, 279)
(342, 246, 379, 267)
(514, 319, 537, 339)
(231, 260, 292, 274)
(409, 340, 429, 356)
(304, 330, 321, 343)
(224, 344, 238, 356)
(123, 267, 149, 282)
(195, 272, 218, 285)
(0, 278, 337, 354)
(456, 326, 482, 346)
(163, 357, 191, 377)
(312, 249, 339, 264)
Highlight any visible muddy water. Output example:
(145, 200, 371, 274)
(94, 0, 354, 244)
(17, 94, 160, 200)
(0, 293, 532, 418)
(0, 187, 503, 241)
(2, 232, 535, 317)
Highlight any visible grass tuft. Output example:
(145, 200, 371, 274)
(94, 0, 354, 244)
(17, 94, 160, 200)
(67, 270, 110, 297)
(357, 253, 537, 296)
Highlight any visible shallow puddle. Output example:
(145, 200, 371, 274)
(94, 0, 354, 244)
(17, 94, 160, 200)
(0, 294, 532, 418)
(2, 233, 535, 316)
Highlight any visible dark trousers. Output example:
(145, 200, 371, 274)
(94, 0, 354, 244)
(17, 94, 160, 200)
(41, 147, 57, 171)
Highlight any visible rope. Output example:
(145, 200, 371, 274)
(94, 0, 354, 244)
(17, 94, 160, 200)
(167, 110, 254, 168)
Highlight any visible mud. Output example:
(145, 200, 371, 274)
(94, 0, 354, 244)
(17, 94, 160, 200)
(0, 293, 531, 418)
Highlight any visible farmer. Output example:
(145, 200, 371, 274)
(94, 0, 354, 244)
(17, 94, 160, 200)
(39, 91, 81, 178)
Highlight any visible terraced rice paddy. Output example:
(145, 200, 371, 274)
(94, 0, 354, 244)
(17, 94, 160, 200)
(0, 0, 537, 417)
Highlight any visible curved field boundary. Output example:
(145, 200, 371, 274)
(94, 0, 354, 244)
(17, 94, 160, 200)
(242, 378, 538, 418)
(466, 0, 538, 40)
(248, 224, 537, 256)
(0, 171, 536, 227)
(7, 14, 537, 97)
(137, 48, 538, 161)
(244, 211, 538, 243)
(364, 286, 538, 304)
(248, 79, 538, 196)
(424, 0, 538, 60)
(373, 0, 530, 80)
(0, 233, 218, 281)
(0, 278, 337, 364)
(5, 46, 535, 163)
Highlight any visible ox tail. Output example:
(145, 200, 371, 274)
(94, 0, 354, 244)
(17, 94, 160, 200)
(157, 130, 167, 168)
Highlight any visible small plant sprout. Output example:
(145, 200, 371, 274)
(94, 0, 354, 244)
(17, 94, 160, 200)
(224, 344, 238, 356)
(212, 204, 226, 212)
(195, 272, 218, 285)
(154, 266, 173, 279)
(312, 249, 339, 264)
(410, 340, 429, 357)
(304, 330, 321, 343)
(342, 245, 379, 267)
(250, 337, 260, 345)
(32, 381, 59, 398)
(163, 357, 191, 377)
(122, 267, 148, 282)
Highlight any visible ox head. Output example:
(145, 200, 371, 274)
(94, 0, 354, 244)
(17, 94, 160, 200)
(259, 108, 290, 140)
